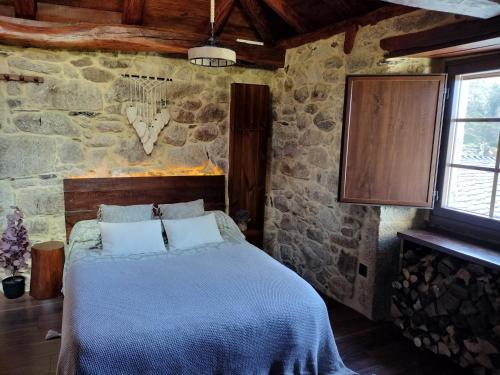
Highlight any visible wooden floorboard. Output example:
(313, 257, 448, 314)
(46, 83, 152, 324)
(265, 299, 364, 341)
(0, 293, 469, 375)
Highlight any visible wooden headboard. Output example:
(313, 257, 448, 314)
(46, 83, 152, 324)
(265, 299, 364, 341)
(63, 175, 225, 239)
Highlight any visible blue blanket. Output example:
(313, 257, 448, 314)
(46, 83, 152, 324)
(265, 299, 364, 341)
(58, 243, 354, 374)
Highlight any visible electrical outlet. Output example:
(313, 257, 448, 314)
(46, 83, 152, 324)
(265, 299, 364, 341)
(358, 263, 368, 277)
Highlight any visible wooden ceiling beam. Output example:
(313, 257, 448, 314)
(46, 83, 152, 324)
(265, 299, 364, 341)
(238, 0, 275, 44)
(207, 0, 236, 35)
(261, 0, 308, 33)
(122, 0, 144, 25)
(343, 23, 358, 54)
(277, 4, 416, 49)
(380, 14, 500, 58)
(14, 0, 37, 20)
(0, 15, 285, 69)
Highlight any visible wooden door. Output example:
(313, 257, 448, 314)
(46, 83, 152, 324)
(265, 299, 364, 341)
(228, 83, 271, 247)
(340, 75, 446, 207)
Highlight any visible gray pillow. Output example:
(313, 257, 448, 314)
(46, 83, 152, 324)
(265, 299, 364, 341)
(98, 204, 154, 223)
(159, 199, 204, 220)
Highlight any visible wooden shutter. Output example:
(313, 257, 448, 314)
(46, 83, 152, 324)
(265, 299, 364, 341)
(228, 83, 270, 247)
(340, 75, 446, 207)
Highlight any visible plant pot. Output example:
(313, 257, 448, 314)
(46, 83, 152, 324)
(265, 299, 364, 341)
(2, 276, 25, 299)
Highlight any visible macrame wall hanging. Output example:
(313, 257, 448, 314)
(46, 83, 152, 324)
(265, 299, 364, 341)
(123, 74, 173, 155)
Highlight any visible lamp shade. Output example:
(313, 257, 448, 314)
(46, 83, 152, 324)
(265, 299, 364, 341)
(188, 45, 236, 67)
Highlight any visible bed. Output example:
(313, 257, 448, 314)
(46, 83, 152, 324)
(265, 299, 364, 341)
(57, 176, 354, 375)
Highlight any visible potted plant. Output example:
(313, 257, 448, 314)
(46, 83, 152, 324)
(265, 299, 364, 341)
(234, 209, 251, 232)
(0, 207, 30, 299)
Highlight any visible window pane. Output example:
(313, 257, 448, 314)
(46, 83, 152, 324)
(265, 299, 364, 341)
(444, 167, 494, 217)
(458, 73, 500, 119)
(495, 182, 500, 220)
(450, 122, 500, 168)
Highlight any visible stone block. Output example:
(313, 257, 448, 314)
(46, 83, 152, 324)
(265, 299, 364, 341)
(0, 135, 57, 178)
(81, 67, 114, 83)
(14, 112, 80, 136)
(58, 140, 84, 164)
(0, 181, 14, 216)
(197, 103, 227, 123)
(25, 79, 103, 111)
(16, 187, 63, 215)
(163, 124, 188, 147)
(8, 56, 61, 74)
(171, 108, 195, 124)
(307, 147, 328, 168)
(99, 57, 130, 69)
(87, 134, 115, 147)
(96, 121, 124, 133)
(194, 125, 219, 142)
(166, 144, 207, 168)
(70, 57, 93, 67)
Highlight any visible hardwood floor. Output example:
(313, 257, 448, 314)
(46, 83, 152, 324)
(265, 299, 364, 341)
(0, 294, 468, 375)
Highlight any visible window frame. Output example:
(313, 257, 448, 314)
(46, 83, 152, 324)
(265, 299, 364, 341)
(432, 52, 500, 244)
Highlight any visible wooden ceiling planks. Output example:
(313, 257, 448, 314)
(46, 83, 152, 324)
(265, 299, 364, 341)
(218, 2, 262, 42)
(278, 4, 416, 49)
(37, 2, 122, 24)
(40, 0, 124, 12)
(238, 0, 275, 43)
(261, 0, 309, 33)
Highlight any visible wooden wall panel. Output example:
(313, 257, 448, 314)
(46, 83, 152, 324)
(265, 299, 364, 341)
(340, 75, 446, 207)
(228, 83, 271, 247)
(63, 175, 225, 239)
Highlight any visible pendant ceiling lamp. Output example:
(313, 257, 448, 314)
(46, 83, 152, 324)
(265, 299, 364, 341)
(188, 0, 237, 67)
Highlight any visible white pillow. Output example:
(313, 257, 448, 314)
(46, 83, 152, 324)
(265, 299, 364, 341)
(163, 213, 224, 250)
(99, 220, 166, 255)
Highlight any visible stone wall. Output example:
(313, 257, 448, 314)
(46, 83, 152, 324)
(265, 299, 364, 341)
(266, 10, 460, 319)
(0, 46, 273, 283)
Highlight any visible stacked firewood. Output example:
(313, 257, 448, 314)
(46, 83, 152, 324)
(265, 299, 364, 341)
(391, 245, 500, 374)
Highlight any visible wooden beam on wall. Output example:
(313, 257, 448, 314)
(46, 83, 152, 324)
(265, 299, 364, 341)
(238, 0, 275, 44)
(0, 16, 285, 69)
(278, 4, 415, 49)
(261, 0, 308, 33)
(380, 15, 500, 58)
(343, 23, 358, 54)
(122, 0, 144, 25)
(208, 0, 235, 35)
(14, 0, 37, 20)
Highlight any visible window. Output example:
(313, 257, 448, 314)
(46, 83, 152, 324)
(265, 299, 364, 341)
(433, 54, 500, 242)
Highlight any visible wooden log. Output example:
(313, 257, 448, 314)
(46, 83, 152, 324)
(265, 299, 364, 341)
(0, 16, 285, 69)
(29, 241, 65, 300)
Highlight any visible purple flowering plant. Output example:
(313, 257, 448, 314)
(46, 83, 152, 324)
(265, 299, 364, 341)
(0, 207, 31, 278)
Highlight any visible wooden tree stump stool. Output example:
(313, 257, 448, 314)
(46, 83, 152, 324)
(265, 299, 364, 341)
(30, 241, 65, 300)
